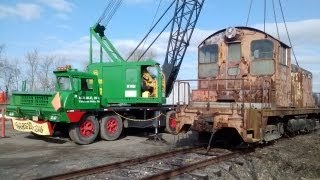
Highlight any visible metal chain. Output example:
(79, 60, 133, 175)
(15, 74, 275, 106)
(111, 109, 167, 122)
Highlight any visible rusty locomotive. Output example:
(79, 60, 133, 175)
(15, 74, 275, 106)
(168, 26, 320, 143)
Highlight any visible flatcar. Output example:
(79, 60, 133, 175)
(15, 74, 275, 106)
(167, 26, 320, 143)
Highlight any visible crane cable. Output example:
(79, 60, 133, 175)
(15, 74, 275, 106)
(246, 0, 299, 67)
(140, 0, 163, 59)
(97, 0, 123, 26)
(245, 0, 253, 26)
(278, 0, 299, 67)
(126, 0, 176, 61)
(104, 0, 123, 26)
(97, 0, 116, 24)
(263, 0, 266, 33)
(272, 0, 280, 40)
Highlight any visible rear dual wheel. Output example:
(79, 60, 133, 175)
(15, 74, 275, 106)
(100, 115, 123, 141)
(69, 114, 99, 145)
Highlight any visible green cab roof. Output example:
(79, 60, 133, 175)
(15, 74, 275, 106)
(54, 69, 96, 78)
(88, 59, 160, 67)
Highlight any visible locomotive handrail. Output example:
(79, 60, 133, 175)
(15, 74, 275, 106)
(172, 78, 272, 107)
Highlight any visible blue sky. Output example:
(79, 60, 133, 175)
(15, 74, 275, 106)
(0, 0, 319, 91)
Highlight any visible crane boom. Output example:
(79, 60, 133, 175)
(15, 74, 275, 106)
(90, 24, 125, 63)
(90, 0, 205, 97)
(162, 0, 205, 97)
(89, 0, 124, 64)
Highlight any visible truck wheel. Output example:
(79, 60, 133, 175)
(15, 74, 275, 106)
(166, 111, 178, 135)
(68, 115, 99, 145)
(100, 115, 123, 141)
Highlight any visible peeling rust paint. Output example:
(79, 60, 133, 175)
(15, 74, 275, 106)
(173, 27, 320, 143)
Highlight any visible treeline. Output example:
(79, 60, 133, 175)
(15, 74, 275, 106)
(0, 44, 65, 93)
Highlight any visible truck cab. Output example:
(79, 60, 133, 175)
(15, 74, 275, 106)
(54, 66, 100, 111)
(87, 60, 166, 106)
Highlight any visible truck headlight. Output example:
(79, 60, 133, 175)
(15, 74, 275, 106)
(8, 111, 15, 117)
(50, 115, 58, 121)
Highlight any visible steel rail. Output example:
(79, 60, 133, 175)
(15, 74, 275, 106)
(142, 152, 238, 180)
(36, 146, 203, 180)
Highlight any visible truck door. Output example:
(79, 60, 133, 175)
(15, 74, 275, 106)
(74, 78, 100, 109)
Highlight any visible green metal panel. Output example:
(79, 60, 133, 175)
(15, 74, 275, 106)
(7, 92, 55, 119)
(6, 91, 69, 123)
(88, 60, 166, 106)
(102, 65, 124, 104)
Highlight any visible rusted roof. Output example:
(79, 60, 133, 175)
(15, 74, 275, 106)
(199, 26, 290, 48)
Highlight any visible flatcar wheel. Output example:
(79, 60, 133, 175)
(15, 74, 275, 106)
(100, 115, 123, 141)
(166, 111, 178, 135)
(68, 114, 99, 145)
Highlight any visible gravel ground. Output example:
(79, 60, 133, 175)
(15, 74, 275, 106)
(204, 130, 320, 180)
(0, 120, 319, 180)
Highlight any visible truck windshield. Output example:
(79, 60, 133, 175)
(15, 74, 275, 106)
(57, 77, 72, 90)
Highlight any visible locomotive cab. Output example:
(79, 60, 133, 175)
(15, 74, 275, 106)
(195, 27, 293, 106)
(173, 27, 319, 144)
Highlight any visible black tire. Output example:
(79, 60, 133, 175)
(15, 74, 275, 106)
(100, 115, 123, 141)
(165, 111, 178, 135)
(68, 114, 99, 145)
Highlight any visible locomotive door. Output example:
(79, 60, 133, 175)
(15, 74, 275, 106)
(224, 42, 242, 101)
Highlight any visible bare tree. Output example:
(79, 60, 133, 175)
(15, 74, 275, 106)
(54, 56, 67, 68)
(11, 58, 21, 91)
(0, 45, 21, 92)
(0, 45, 6, 91)
(0, 44, 5, 59)
(1, 59, 17, 92)
(37, 55, 68, 92)
(25, 49, 39, 91)
(0, 44, 5, 68)
(37, 55, 55, 91)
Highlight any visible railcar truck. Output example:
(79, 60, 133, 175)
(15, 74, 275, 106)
(6, 0, 205, 144)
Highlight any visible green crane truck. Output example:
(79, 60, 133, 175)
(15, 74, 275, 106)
(6, 0, 205, 144)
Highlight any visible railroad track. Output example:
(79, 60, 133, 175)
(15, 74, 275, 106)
(37, 146, 241, 180)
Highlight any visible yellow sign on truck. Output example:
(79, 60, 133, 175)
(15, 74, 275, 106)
(11, 118, 53, 135)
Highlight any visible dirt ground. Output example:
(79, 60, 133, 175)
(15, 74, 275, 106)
(0, 120, 319, 180)
(212, 130, 320, 180)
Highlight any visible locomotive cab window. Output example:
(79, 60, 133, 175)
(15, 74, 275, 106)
(227, 43, 241, 76)
(227, 43, 241, 61)
(280, 46, 288, 66)
(250, 39, 274, 75)
(251, 40, 274, 60)
(199, 44, 219, 78)
(199, 44, 218, 63)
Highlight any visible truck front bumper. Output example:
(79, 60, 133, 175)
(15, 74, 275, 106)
(11, 117, 53, 136)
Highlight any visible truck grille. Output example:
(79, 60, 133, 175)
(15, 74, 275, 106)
(20, 95, 50, 106)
